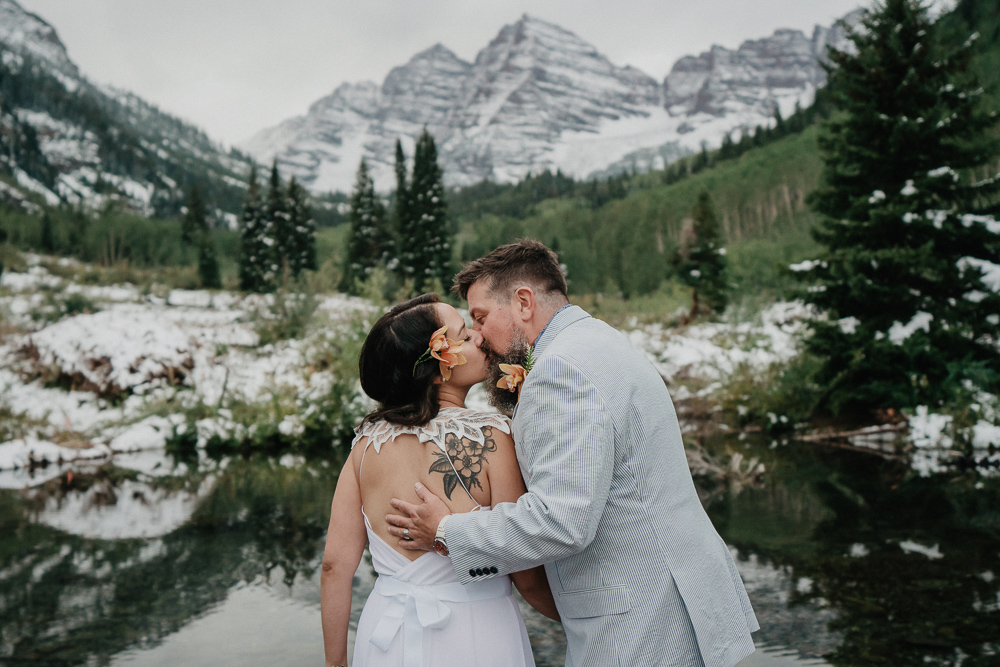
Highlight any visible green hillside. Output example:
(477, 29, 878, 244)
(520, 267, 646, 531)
(457, 127, 825, 300)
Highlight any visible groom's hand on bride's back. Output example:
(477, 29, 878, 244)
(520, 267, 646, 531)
(386, 483, 450, 552)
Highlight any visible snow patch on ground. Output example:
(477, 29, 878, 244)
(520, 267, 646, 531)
(628, 301, 809, 383)
(28, 306, 196, 394)
(1, 263, 380, 487)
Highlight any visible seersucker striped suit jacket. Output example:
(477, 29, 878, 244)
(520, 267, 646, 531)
(447, 305, 758, 667)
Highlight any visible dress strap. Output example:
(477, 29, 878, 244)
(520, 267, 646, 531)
(359, 439, 373, 481)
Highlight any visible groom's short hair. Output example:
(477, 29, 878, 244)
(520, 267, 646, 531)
(453, 238, 568, 302)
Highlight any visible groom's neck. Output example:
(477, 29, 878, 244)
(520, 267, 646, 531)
(527, 299, 569, 346)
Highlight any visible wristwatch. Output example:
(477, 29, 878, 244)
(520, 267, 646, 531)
(432, 514, 451, 556)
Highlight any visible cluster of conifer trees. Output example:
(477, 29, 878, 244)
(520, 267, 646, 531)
(342, 128, 450, 294)
(238, 162, 316, 292)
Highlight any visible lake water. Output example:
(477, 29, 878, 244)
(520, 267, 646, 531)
(1, 435, 997, 666)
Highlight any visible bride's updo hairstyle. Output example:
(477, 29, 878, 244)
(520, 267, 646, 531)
(359, 293, 445, 427)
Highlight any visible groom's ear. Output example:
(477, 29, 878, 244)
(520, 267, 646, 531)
(513, 286, 535, 322)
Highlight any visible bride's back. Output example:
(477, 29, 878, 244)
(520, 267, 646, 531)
(353, 419, 508, 561)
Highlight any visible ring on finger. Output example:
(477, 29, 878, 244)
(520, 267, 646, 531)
(403, 528, 411, 540)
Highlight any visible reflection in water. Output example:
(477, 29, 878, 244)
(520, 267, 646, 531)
(111, 572, 327, 667)
(0, 454, 338, 665)
(707, 435, 1000, 667)
(0, 440, 997, 666)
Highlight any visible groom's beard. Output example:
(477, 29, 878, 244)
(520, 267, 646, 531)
(483, 329, 532, 416)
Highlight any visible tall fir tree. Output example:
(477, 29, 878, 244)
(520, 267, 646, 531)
(181, 186, 207, 246)
(238, 163, 277, 292)
(399, 128, 451, 292)
(342, 158, 392, 292)
(285, 176, 317, 278)
(676, 191, 728, 322)
(39, 211, 56, 254)
(391, 138, 409, 268)
(197, 231, 221, 289)
(267, 160, 293, 280)
(799, 0, 1000, 416)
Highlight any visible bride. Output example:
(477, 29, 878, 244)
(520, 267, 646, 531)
(320, 294, 559, 667)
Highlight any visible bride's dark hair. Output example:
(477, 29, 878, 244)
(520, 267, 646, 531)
(359, 293, 445, 427)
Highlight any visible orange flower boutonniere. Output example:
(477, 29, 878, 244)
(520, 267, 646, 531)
(413, 325, 467, 381)
(497, 364, 527, 393)
(496, 346, 535, 400)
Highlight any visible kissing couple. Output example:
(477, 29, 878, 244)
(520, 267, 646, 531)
(320, 239, 758, 667)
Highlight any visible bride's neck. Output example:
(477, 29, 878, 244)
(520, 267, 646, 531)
(437, 383, 469, 409)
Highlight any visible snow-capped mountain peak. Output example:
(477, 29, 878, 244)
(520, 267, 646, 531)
(242, 11, 861, 192)
(0, 0, 77, 76)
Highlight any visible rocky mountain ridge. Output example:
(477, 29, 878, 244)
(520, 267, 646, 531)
(0, 0, 251, 218)
(245, 11, 859, 192)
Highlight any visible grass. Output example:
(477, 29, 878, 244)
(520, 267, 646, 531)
(570, 280, 693, 328)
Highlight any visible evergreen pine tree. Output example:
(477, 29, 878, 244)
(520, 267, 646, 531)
(267, 160, 292, 280)
(399, 128, 451, 292)
(799, 0, 1000, 416)
(690, 144, 711, 174)
(718, 132, 736, 161)
(238, 163, 276, 292)
(197, 231, 221, 289)
(341, 158, 391, 292)
(67, 209, 87, 254)
(676, 191, 728, 322)
(285, 176, 317, 278)
(40, 211, 56, 254)
(772, 106, 786, 137)
(787, 100, 806, 133)
(390, 138, 408, 273)
(181, 186, 207, 246)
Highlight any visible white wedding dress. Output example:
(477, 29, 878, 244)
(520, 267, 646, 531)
(351, 407, 536, 667)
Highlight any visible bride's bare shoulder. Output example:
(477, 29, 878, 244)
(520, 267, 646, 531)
(481, 423, 514, 450)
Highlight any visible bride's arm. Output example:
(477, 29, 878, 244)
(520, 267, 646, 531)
(321, 451, 368, 667)
(487, 427, 561, 623)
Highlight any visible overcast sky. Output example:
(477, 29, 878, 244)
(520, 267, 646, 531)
(17, 0, 869, 147)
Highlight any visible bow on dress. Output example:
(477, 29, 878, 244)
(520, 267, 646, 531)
(368, 576, 510, 667)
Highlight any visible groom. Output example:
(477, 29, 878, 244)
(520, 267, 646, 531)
(387, 239, 758, 667)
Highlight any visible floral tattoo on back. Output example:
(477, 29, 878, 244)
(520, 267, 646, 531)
(429, 427, 498, 500)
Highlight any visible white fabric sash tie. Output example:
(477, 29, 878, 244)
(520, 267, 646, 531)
(369, 575, 511, 667)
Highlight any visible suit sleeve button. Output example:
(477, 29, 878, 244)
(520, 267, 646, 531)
(475, 568, 484, 576)
(470, 569, 477, 577)
(490, 566, 498, 574)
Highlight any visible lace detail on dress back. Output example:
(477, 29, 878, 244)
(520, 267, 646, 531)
(352, 407, 511, 454)
(355, 407, 511, 509)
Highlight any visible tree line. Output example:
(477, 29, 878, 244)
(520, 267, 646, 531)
(340, 128, 451, 296)
(237, 162, 317, 292)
